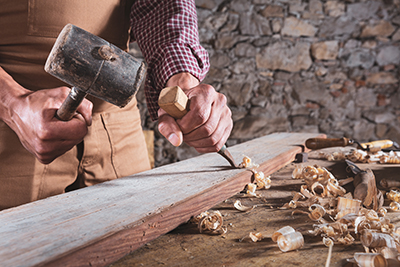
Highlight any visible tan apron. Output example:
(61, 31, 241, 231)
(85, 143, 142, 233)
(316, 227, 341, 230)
(0, 0, 151, 210)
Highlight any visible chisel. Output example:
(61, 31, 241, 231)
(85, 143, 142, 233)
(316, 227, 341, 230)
(305, 137, 399, 152)
(158, 86, 237, 168)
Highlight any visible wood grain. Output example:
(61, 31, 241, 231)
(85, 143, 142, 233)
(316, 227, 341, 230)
(158, 86, 188, 119)
(0, 132, 325, 267)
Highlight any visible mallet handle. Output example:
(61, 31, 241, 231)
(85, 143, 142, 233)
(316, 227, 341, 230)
(56, 87, 88, 121)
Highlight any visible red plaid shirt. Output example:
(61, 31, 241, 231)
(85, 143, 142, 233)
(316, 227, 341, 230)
(130, 0, 210, 120)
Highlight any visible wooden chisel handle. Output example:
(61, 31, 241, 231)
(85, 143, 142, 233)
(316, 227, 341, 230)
(305, 137, 353, 150)
(359, 140, 394, 152)
(158, 86, 237, 168)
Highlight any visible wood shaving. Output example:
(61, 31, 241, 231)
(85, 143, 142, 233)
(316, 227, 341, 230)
(387, 190, 400, 202)
(360, 229, 397, 249)
(380, 151, 400, 164)
(249, 232, 264, 242)
(389, 201, 400, 211)
(335, 197, 361, 220)
(286, 162, 400, 263)
(386, 190, 400, 211)
(309, 204, 326, 221)
(191, 210, 227, 235)
(234, 200, 256, 212)
(350, 253, 388, 267)
(271, 226, 295, 242)
(251, 170, 271, 189)
(320, 148, 400, 164)
(245, 183, 260, 198)
(238, 156, 272, 198)
(323, 237, 334, 267)
(276, 231, 304, 252)
(238, 155, 259, 169)
(380, 179, 400, 190)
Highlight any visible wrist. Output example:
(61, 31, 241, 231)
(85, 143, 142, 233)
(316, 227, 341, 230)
(166, 72, 200, 91)
(0, 67, 30, 123)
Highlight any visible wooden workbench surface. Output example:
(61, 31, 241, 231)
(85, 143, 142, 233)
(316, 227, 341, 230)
(111, 148, 400, 267)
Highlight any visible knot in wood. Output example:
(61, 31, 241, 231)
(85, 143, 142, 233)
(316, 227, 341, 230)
(98, 45, 114, 61)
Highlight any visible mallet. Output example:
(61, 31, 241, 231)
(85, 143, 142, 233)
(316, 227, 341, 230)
(45, 24, 146, 121)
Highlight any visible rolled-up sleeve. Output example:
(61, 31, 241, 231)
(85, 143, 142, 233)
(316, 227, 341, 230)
(130, 0, 210, 120)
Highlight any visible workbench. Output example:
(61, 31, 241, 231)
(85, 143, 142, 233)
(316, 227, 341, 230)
(1, 133, 399, 267)
(110, 149, 400, 267)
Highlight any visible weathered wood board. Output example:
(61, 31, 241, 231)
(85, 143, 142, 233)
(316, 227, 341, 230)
(0, 132, 324, 267)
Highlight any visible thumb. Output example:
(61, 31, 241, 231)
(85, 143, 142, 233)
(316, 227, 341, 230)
(158, 113, 183, 147)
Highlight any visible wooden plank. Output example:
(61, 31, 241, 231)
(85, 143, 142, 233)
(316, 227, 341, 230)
(0, 132, 324, 267)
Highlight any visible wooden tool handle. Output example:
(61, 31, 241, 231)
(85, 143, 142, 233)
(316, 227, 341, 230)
(359, 140, 393, 152)
(56, 87, 87, 121)
(305, 137, 352, 150)
(158, 86, 237, 168)
(158, 86, 189, 119)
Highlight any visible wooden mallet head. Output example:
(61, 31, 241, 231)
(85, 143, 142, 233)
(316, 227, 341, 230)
(45, 24, 146, 121)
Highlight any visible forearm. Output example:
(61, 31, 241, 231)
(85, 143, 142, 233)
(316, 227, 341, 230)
(130, 0, 210, 120)
(0, 66, 30, 125)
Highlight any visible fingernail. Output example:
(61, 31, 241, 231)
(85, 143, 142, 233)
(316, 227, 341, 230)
(168, 133, 181, 147)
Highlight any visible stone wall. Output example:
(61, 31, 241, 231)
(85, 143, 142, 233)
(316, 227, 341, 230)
(132, 0, 400, 167)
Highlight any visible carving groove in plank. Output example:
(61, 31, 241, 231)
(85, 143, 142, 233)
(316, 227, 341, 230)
(0, 132, 325, 267)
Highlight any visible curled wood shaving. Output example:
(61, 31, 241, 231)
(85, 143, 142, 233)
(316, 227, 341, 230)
(389, 201, 400, 211)
(380, 179, 400, 189)
(360, 229, 397, 249)
(249, 231, 266, 242)
(378, 207, 388, 217)
(380, 151, 400, 164)
(309, 204, 326, 221)
(238, 156, 272, 198)
(238, 155, 259, 169)
(276, 231, 304, 252)
(335, 197, 361, 220)
(387, 191, 400, 211)
(337, 233, 355, 245)
(380, 247, 399, 260)
(347, 149, 372, 163)
(251, 170, 271, 189)
(291, 165, 346, 197)
(192, 210, 227, 235)
(387, 190, 400, 202)
(326, 151, 346, 162)
(323, 237, 334, 267)
(271, 226, 295, 242)
(234, 200, 256, 212)
(245, 183, 260, 198)
(351, 253, 388, 267)
(326, 178, 346, 197)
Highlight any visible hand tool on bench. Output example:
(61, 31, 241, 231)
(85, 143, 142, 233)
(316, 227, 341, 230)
(305, 137, 399, 152)
(158, 85, 237, 168)
(45, 24, 146, 121)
